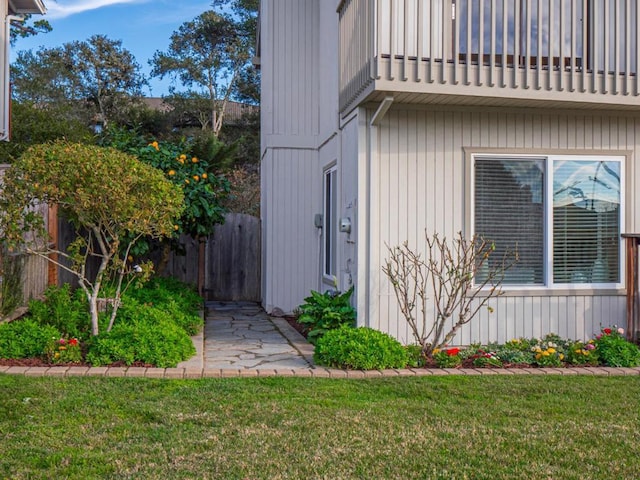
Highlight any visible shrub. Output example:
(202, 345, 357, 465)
(125, 276, 202, 314)
(494, 346, 534, 366)
(86, 317, 195, 368)
(470, 350, 503, 368)
(298, 287, 356, 344)
(594, 327, 640, 367)
(565, 340, 599, 366)
(122, 277, 203, 335)
(0, 319, 60, 359)
(405, 344, 426, 368)
(28, 284, 90, 340)
(314, 325, 409, 370)
(432, 348, 462, 368)
(44, 337, 83, 364)
(117, 294, 202, 336)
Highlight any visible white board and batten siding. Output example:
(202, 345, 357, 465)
(260, 0, 341, 313)
(362, 107, 635, 345)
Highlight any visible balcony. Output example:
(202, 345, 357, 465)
(338, 0, 640, 114)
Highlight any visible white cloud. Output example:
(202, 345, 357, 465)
(44, 0, 150, 20)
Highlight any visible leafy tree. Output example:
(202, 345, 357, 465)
(0, 141, 184, 336)
(9, 14, 51, 45)
(150, 9, 253, 136)
(0, 102, 94, 161)
(212, 0, 260, 104)
(12, 35, 148, 127)
(100, 127, 232, 280)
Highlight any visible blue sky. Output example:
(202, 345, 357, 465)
(12, 0, 215, 97)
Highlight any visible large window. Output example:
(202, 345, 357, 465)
(473, 154, 623, 288)
(323, 166, 338, 278)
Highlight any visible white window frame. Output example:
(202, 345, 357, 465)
(323, 165, 338, 281)
(471, 152, 625, 291)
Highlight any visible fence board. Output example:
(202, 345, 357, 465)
(205, 213, 261, 302)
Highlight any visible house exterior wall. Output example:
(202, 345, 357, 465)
(260, 0, 342, 313)
(261, 0, 637, 344)
(361, 106, 634, 344)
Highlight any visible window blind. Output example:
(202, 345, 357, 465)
(474, 157, 545, 285)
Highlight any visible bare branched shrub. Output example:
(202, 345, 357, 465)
(383, 231, 517, 356)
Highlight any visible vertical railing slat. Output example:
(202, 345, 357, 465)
(559, 0, 565, 91)
(614, 0, 619, 94)
(466, 0, 472, 85)
(453, 0, 460, 84)
(624, 0, 630, 95)
(402, 0, 408, 80)
(389, 0, 396, 80)
(428, 0, 434, 83)
(524, 0, 531, 89)
(416, 0, 422, 82)
(440, 0, 446, 84)
(582, 0, 587, 92)
(536, 0, 542, 90)
(514, 0, 520, 87)
(603, 0, 609, 94)
(548, 0, 554, 91)
(570, 0, 576, 92)
(501, 0, 508, 87)
(478, 0, 484, 86)
(375, 0, 382, 79)
(489, 0, 496, 87)
(592, 0, 598, 93)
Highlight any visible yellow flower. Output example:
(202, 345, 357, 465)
(432, 349, 441, 355)
(535, 353, 542, 360)
(149, 141, 159, 150)
(202, 173, 208, 179)
(559, 354, 565, 360)
(168, 170, 176, 176)
(547, 348, 556, 354)
(179, 154, 187, 161)
(173, 225, 179, 231)
(185, 179, 190, 184)
(178, 158, 185, 164)
(193, 175, 200, 182)
(542, 351, 550, 357)
(192, 157, 199, 163)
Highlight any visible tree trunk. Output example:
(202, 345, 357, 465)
(156, 241, 172, 276)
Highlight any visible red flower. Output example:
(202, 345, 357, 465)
(603, 328, 612, 335)
(68, 338, 79, 346)
(445, 348, 461, 356)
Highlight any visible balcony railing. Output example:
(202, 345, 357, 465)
(339, 0, 640, 112)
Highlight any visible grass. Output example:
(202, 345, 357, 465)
(0, 375, 639, 479)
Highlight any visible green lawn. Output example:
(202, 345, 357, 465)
(1, 375, 639, 479)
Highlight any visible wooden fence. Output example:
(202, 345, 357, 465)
(60, 212, 261, 302)
(204, 213, 261, 302)
(0, 164, 49, 317)
(0, 194, 261, 316)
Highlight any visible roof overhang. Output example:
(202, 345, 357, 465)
(9, 0, 46, 15)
